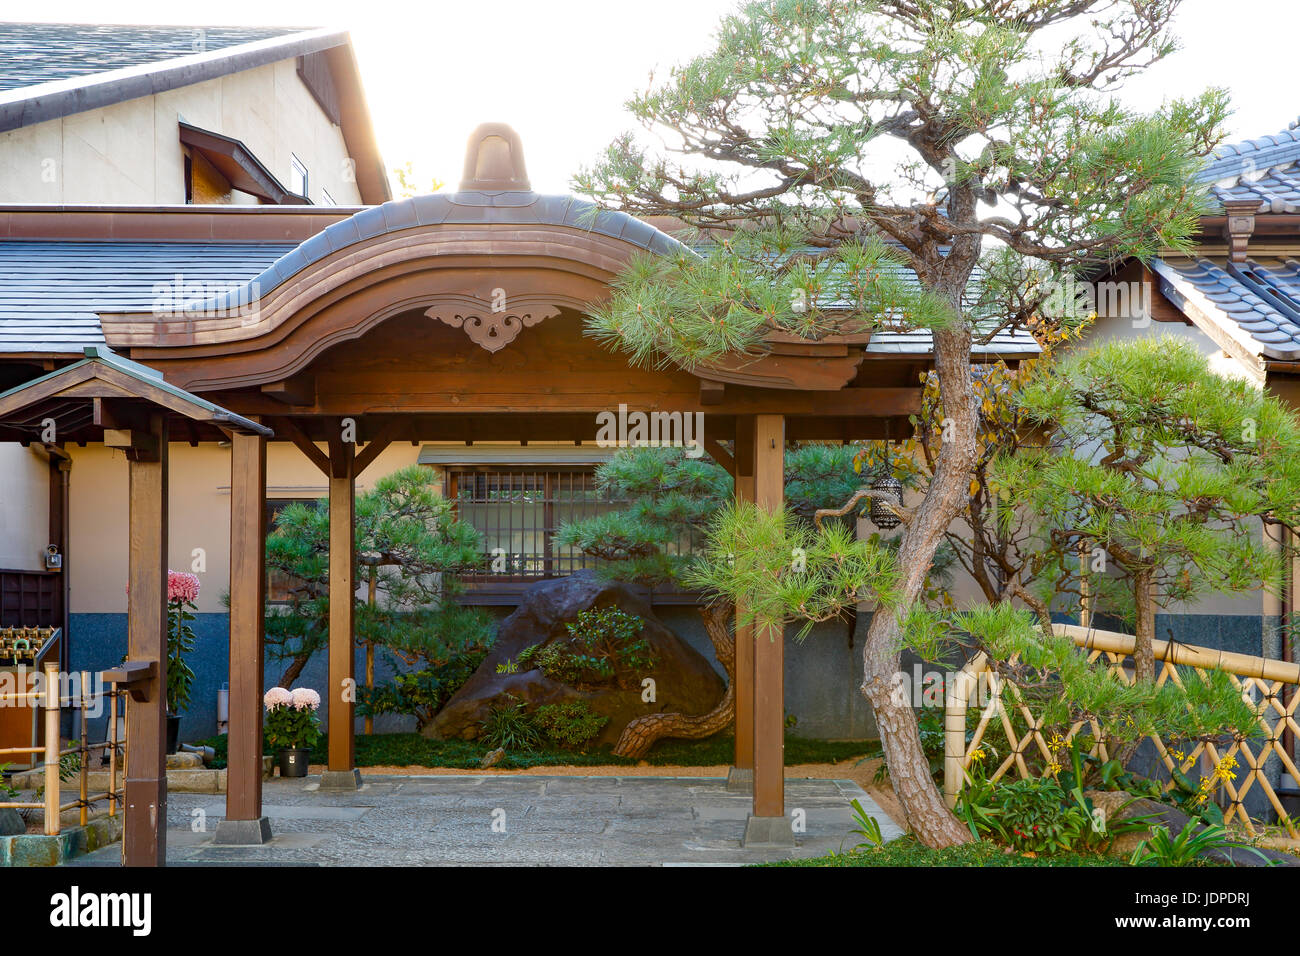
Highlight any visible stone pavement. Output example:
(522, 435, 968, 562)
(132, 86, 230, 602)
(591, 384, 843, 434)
(69, 773, 903, 866)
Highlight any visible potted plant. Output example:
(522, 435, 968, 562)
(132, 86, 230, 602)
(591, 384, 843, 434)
(165, 571, 200, 754)
(264, 686, 321, 777)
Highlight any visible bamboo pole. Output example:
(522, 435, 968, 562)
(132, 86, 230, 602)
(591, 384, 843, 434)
(944, 653, 986, 808)
(79, 670, 88, 826)
(109, 685, 118, 817)
(43, 662, 58, 836)
(1056, 624, 1300, 685)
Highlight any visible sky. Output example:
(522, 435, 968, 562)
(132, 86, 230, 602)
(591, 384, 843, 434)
(18, 0, 1300, 195)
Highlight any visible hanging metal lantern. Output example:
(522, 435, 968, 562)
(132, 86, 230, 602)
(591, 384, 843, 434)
(869, 475, 903, 530)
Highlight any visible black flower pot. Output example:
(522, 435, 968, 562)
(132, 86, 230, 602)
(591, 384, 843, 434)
(278, 747, 309, 778)
(165, 714, 181, 755)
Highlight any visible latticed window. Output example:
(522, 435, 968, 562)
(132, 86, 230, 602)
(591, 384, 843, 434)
(446, 467, 624, 579)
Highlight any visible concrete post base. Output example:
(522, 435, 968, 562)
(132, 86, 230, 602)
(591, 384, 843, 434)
(743, 813, 795, 848)
(318, 768, 363, 791)
(725, 767, 753, 792)
(212, 817, 272, 845)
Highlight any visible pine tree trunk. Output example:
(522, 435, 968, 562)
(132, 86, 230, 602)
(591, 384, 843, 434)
(278, 654, 309, 690)
(612, 601, 735, 759)
(1133, 567, 1156, 682)
(860, 325, 976, 849)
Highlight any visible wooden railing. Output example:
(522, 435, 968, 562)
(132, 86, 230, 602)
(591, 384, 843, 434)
(943, 625, 1300, 839)
(0, 662, 125, 835)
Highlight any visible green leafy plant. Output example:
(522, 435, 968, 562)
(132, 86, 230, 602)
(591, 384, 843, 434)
(848, 798, 886, 850)
(954, 766, 1007, 842)
(995, 778, 1090, 855)
(532, 701, 609, 749)
(263, 688, 322, 751)
(165, 572, 200, 716)
(516, 607, 656, 689)
(357, 644, 488, 733)
(480, 696, 542, 752)
(1129, 819, 1272, 867)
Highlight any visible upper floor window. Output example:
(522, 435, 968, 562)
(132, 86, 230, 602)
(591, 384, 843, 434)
(320, 187, 335, 206)
(289, 154, 308, 200)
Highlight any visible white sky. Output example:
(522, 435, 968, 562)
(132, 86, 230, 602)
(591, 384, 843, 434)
(19, 0, 1300, 195)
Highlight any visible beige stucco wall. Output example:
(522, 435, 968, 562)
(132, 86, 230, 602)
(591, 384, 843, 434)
(0, 444, 49, 571)
(66, 441, 419, 614)
(0, 59, 363, 205)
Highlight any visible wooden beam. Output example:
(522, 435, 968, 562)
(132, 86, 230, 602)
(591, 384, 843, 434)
(699, 380, 725, 406)
(326, 439, 357, 781)
(705, 438, 736, 478)
(221, 430, 269, 840)
(260, 375, 315, 407)
(273, 416, 330, 476)
(752, 414, 786, 822)
(123, 414, 167, 867)
(103, 428, 160, 461)
(353, 417, 406, 476)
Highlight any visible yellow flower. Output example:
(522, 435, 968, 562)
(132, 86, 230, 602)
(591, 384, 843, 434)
(969, 747, 987, 762)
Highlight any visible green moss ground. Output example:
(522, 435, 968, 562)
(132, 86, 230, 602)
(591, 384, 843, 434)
(194, 732, 877, 772)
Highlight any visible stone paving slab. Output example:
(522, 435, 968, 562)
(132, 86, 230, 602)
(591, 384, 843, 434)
(68, 774, 903, 867)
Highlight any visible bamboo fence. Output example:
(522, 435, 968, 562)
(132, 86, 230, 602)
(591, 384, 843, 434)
(0, 662, 125, 835)
(943, 624, 1300, 839)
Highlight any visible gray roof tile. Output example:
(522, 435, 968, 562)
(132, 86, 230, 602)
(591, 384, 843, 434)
(1197, 118, 1300, 214)
(0, 23, 308, 91)
(1150, 255, 1300, 360)
(0, 240, 294, 352)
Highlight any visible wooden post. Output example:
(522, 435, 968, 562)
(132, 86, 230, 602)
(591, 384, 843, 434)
(323, 435, 359, 789)
(124, 414, 167, 866)
(43, 662, 58, 835)
(365, 575, 376, 736)
(728, 416, 756, 790)
(215, 430, 272, 844)
(751, 414, 786, 823)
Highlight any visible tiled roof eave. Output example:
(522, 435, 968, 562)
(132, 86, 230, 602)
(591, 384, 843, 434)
(0, 27, 348, 134)
(1148, 258, 1296, 364)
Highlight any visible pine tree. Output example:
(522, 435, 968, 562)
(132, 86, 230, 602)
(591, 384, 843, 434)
(263, 466, 492, 702)
(997, 336, 1300, 680)
(576, 0, 1226, 845)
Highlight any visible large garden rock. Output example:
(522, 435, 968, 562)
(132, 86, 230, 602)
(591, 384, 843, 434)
(0, 808, 24, 836)
(427, 571, 724, 745)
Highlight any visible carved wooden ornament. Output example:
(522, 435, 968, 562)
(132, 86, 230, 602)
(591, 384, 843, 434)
(426, 299, 561, 353)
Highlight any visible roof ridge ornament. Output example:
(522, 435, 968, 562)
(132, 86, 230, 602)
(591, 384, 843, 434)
(458, 122, 531, 192)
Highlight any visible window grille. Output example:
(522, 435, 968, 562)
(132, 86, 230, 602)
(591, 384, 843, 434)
(446, 467, 624, 579)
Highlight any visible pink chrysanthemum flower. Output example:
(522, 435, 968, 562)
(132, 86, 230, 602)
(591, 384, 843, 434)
(263, 687, 294, 709)
(167, 571, 201, 603)
(290, 687, 321, 711)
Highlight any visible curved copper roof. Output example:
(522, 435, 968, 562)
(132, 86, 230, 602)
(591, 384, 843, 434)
(174, 189, 689, 316)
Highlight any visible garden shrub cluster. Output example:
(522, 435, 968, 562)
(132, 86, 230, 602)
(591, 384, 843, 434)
(511, 607, 656, 689)
(479, 695, 610, 752)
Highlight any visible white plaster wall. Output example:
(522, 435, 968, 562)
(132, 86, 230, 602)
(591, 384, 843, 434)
(0, 444, 49, 570)
(0, 59, 364, 205)
(67, 441, 419, 614)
